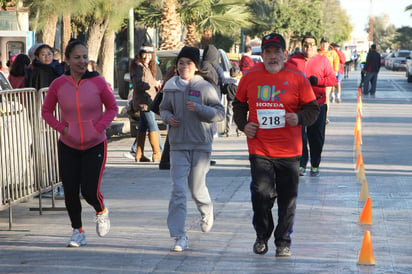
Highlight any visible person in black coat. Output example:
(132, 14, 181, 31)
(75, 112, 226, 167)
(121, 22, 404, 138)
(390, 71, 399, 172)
(362, 44, 381, 96)
(25, 44, 64, 90)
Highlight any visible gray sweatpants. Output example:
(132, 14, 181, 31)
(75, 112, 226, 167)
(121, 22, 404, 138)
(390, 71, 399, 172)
(167, 150, 213, 237)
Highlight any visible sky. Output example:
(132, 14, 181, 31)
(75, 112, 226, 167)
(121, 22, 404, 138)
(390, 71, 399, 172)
(339, 0, 412, 36)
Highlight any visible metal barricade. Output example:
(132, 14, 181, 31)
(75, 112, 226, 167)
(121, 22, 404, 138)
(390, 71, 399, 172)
(0, 87, 62, 229)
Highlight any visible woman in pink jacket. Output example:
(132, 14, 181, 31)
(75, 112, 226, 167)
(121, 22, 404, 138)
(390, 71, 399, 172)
(41, 39, 118, 247)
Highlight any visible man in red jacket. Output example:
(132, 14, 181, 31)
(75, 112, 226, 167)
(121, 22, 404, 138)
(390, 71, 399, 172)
(287, 34, 337, 177)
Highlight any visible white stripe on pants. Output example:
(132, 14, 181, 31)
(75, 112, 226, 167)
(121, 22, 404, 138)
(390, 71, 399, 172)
(167, 150, 213, 237)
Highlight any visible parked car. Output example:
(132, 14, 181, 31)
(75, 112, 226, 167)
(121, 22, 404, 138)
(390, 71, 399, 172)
(0, 71, 12, 91)
(385, 51, 395, 70)
(380, 53, 388, 66)
(406, 52, 412, 83)
(392, 50, 410, 71)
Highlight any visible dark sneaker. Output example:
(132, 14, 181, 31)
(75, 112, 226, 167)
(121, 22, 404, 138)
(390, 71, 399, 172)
(253, 239, 268, 255)
(299, 167, 306, 176)
(310, 167, 320, 177)
(276, 246, 291, 257)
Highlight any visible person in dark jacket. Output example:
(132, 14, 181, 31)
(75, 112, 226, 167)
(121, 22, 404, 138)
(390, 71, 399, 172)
(362, 44, 381, 96)
(25, 44, 64, 90)
(8, 54, 31, 89)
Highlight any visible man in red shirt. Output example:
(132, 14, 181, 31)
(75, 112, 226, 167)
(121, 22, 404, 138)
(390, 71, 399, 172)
(239, 45, 255, 73)
(287, 34, 337, 177)
(233, 32, 319, 257)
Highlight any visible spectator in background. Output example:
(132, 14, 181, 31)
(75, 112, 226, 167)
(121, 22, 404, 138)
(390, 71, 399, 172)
(343, 47, 352, 79)
(8, 54, 31, 89)
(88, 60, 98, 72)
(25, 44, 64, 90)
(363, 44, 381, 97)
(125, 46, 162, 162)
(239, 45, 254, 73)
(319, 37, 339, 105)
(222, 66, 241, 137)
(331, 43, 345, 103)
(0, 60, 5, 74)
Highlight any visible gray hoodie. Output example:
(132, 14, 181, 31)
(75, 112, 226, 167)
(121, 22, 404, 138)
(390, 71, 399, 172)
(159, 75, 225, 152)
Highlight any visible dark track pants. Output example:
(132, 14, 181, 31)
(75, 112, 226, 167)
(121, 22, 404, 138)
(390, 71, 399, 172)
(249, 155, 299, 248)
(58, 140, 107, 229)
(300, 103, 327, 169)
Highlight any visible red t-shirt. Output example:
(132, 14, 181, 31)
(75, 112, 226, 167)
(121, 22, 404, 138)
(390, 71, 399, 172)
(236, 63, 316, 158)
(239, 55, 255, 73)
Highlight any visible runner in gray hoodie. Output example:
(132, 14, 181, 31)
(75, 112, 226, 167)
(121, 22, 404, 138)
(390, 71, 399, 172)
(159, 46, 225, 252)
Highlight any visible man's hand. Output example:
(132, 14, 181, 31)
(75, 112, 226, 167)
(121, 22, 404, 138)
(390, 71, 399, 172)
(309, 76, 318, 86)
(244, 122, 259, 139)
(169, 116, 181, 127)
(186, 101, 196, 112)
(285, 113, 299, 126)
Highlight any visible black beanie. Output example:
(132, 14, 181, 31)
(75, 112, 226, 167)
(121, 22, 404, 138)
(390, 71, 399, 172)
(176, 46, 200, 68)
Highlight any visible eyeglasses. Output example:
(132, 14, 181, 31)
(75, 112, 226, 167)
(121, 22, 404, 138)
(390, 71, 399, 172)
(303, 42, 316, 48)
(40, 53, 53, 58)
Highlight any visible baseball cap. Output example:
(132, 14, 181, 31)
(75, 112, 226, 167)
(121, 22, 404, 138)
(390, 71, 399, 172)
(320, 37, 329, 43)
(261, 33, 286, 51)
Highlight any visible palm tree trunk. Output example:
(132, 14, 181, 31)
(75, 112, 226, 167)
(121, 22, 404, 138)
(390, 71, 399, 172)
(99, 30, 115, 88)
(184, 21, 199, 47)
(42, 14, 58, 47)
(200, 26, 212, 49)
(159, 0, 183, 50)
(86, 16, 109, 62)
(61, 13, 71, 54)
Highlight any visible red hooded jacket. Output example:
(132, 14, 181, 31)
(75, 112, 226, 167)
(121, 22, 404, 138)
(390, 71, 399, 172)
(287, 53, 337, 105)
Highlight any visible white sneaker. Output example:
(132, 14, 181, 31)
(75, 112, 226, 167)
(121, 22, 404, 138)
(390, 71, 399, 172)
(200, 214, 214, 233)
(95, 208, 110, 237)
(123, 152, 135, 160)
(67, 229, 86, 247)
(171, 236, 188, 252)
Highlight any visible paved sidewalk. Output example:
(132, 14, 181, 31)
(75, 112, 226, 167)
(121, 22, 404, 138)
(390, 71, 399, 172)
(1, 70, 412, 273)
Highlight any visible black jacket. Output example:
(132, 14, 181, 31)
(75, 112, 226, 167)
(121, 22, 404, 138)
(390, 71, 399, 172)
(26, 59, 64, 90)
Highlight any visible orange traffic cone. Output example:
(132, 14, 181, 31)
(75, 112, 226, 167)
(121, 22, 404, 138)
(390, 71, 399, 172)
(354, 139, 362, 159)
(355, 153, 364, 171)
(358, 230, 375, 265)
(358, 87, 362, 97)
(355, 127, 363, 146)
(359, 197, 372, 224)
(354, 114, 362, 136)
(357, 164, 366, 183)
(359, 177, 370, 201)
(357, 93, 363, 117)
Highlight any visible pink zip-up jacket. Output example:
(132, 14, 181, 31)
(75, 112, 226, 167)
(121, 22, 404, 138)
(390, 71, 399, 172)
(42, 71, 118, 150)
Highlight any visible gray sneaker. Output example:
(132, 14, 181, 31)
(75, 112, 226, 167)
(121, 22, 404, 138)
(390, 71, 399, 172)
(276, 246, 291, 257)
(171, 236, 188, 252)
(95, 208, 110, 237)
(200, 214, 214, 233)
(67, 229, 86, 247)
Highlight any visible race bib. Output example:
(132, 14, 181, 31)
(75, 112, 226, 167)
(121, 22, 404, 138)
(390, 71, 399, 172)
(257, 109, 285, 129)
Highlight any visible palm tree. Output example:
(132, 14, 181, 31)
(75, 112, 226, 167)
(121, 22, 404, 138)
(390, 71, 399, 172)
(179, 0, 252, 48)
